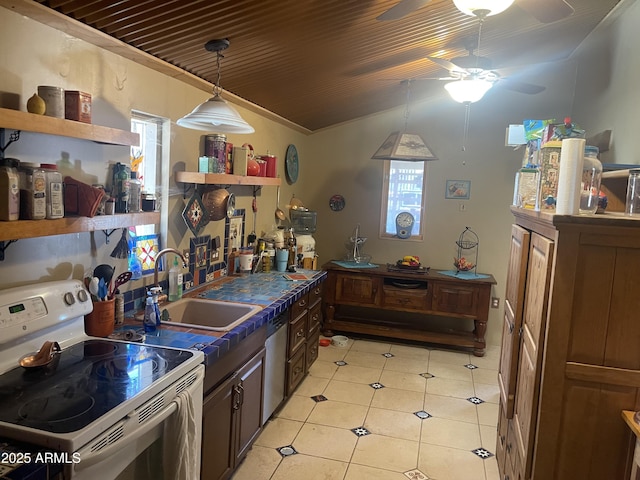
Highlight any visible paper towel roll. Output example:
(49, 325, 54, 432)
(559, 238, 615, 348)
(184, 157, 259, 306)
(556, 138, 586, 215)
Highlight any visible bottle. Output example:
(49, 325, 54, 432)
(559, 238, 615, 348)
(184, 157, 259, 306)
(579, 146, 602, 215)
(128, 247, 143, 280)
(150, 286, 162, 327)
(168, 256, 183, 302)
(41, 163, 64, 219)
(143, 295, 156, 333)
(0, 158, 20, 221)
(18, 162, 46, 220)
(114, 290, 125, 326)
(113, 162, 130, 213)
(128, 171, 142, 213)
(625, 169, 640, 216)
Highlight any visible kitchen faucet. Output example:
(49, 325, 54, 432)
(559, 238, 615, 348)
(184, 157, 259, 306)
(153, 248, 187, 290)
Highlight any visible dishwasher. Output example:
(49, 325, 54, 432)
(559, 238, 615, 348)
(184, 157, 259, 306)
(263, 313, 288, 424)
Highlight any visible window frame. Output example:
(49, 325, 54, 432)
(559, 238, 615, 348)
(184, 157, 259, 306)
(379, 159, 427, 241)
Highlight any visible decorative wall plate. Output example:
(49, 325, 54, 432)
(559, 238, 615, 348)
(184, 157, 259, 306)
(182, 190, 209, 237)
(329, 194, 345, 211)
(285, 144, 299, 184)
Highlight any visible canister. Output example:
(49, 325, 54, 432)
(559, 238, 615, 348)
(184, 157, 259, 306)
(37, 86, 64, 118)
(625, 169, 640, 215)
(41, 163, 64, 219)
(0, 158, 20, 221)
(142, 193, 157, 212)
(18, 162, 46, 220)
(205, 134, 227, 173)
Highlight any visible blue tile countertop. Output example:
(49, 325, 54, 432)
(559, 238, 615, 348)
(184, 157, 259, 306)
(122, 270, 327, 367)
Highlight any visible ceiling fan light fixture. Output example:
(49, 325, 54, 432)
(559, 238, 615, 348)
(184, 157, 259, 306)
(177, 38, 254, 134)
(453, 0, 515, 17)
(444, 78, 493, 103)
(371, 131, 438, 162)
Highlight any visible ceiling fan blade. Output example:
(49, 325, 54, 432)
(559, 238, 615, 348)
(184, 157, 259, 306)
(516, 0, 574, 23)
(426, 56, 467, 74)
(498, 78, 546, 95)
(376, 0, 432, 21)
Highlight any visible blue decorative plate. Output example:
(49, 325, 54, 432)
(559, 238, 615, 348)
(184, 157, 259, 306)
(182, 190, 209, 237)
(285, 144, 299, 184)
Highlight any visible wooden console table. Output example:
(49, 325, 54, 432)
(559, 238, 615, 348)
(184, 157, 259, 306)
(321, 262, 496, 356)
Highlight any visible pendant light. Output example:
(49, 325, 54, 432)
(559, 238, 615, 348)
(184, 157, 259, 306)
(177, 39, 254, 134)
(371, 80, 438, 162)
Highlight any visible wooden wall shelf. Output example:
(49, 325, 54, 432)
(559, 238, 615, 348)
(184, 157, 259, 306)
(0, 107, 139, 146)
(175, 171, 281, 187)
(0, 212, 160, 242)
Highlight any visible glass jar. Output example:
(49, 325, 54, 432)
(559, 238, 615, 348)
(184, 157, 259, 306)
(205, 134, 227, 173)
(128, 171, 142, 213)
(18, 162, 46, 220)
(516, 164, 540, 210)
(625, 169, 640, 216)
(41, 163, 64, 219)
(579, 146, 602, 215)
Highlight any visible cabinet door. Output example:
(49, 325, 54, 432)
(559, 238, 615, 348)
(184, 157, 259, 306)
(308, 301, 322, 336)
(498, 225, 531, 418)
(286, 346, 306, 396)
(306, 329, 321, 371)
(201, 373, 237, 480)
(235, 348, 265, 464)
(288, 310, 307, 355)
(335, 273, 380, 306)
(512, 233, 554, 478)
(431, 282, 479, 316)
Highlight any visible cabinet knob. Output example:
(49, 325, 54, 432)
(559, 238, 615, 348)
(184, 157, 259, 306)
(509, 322, 514, 334)
(500, 434, 505, 446)
(296, 330, 304, 338)
(294, 366, 303, 375)
(298, 299, 307, 308)
(506, 442, 512, 454)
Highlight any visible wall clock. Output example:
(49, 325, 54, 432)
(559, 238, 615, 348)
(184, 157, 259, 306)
(395, 211, 414, 239)
(285, 144, 299, 184)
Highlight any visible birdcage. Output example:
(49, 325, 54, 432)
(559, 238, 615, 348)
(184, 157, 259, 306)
(454, 227, 478, 274)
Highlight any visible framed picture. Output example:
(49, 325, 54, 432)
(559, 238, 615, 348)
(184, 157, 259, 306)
(445, 180, 471, 200)
(225, 209, 245, 254)
(134, 234, 161, 275)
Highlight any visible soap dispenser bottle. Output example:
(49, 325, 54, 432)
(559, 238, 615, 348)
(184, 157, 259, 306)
(143, 295, 156, 333)
(150, 286, 162, 327)
(169, 256, 183, 301)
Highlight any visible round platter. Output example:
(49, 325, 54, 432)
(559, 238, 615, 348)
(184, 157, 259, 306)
(285, 144, 299, 184)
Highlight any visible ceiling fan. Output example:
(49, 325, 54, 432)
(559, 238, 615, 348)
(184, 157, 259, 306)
(422, 37, 546, 100)
(377, 0, 575, 24)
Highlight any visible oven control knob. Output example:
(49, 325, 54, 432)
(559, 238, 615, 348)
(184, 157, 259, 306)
(64, 292, 76, 306)
(77, 290, 89, 303)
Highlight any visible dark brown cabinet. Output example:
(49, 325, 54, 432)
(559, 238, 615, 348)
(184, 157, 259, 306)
(285, 285, 323, 396)
(322, 263, 496, 356)
(201, 347, 265, 480)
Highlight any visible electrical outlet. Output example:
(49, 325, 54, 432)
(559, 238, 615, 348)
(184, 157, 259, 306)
(211, 250, 220, 261)
(491, 297, 500, 309)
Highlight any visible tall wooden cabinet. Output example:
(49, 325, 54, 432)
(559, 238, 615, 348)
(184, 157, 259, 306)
(497, 208, 640, 480)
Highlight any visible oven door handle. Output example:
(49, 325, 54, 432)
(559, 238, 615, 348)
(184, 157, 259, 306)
(74, 366, 204, 471)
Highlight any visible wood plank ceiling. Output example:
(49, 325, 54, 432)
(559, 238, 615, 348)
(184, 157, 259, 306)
(21, 0, 623, 131)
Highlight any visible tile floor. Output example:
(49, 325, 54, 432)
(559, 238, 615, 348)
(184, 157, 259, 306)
(231, 337, 501, 480)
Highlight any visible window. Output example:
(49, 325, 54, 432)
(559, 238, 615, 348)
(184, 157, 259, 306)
(380, 160, 426, 239)
(129, 112, 170, 275)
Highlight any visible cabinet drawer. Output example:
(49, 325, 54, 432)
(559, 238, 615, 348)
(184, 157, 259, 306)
(286, 347, 306, 395)
(290, 292, 309, 319)
(381, 285, 428, 310)
(306, 329, 321, 371)
(308, 302, 322, 335)
(432, 282, 480, 316)
(288, 311, 307, 354)
(309, 283, 323, 307)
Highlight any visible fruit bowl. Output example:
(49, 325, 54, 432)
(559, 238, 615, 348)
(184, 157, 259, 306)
(396, 260, 421, 270)
(454, 257, 475, 271)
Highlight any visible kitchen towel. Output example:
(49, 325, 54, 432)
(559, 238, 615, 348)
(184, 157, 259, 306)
(555, 138, 586, 215)
(163, 389, 197, 480)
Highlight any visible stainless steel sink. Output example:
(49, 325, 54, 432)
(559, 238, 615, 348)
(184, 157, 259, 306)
(160, 298, 262, 331)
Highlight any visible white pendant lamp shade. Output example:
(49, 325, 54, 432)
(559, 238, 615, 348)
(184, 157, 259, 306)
(453, 0, 515, 17)
(444, 79, 493, 103)
(177, 93, 255, 133)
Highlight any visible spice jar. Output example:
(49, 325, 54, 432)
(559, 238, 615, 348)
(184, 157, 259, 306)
(205, 134, 227, 174)
(0, 158, 20, 221)
(18, 162, 46, 220)
(40, 163, 64, 219)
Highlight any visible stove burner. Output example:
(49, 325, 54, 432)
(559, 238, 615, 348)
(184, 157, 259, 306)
(80, 340, 118, 358)
(93, 355, 167, 382)
(18, 386, 95, 424)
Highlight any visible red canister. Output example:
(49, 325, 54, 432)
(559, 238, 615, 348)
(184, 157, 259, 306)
(263, 154, 277, 178)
